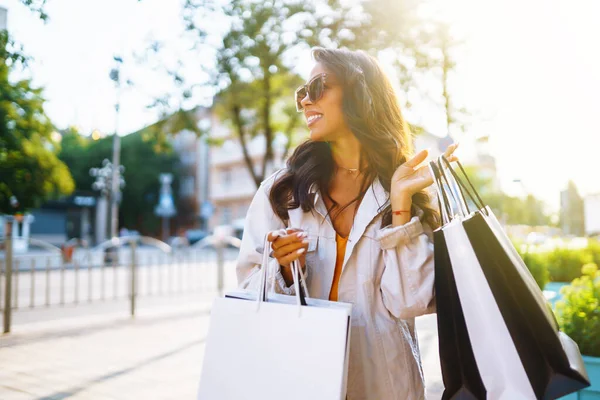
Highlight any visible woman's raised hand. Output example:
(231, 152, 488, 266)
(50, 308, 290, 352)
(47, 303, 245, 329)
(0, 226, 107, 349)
(390, 143, 459, 203)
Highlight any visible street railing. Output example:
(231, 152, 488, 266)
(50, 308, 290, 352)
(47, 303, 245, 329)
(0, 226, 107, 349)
(0, 220, 241, 334)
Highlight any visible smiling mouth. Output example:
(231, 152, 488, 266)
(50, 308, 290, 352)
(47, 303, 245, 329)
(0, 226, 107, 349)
(307, 114, 323, 126)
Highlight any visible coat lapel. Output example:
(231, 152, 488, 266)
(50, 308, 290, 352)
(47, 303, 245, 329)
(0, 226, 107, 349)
(344, 177, 390, 268)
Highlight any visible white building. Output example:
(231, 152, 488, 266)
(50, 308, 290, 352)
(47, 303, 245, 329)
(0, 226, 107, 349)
(207, 122, 287, 232)
(162, 107, 287, 233)
(584, 193, 600, 236)
(0, 7, 7, 31)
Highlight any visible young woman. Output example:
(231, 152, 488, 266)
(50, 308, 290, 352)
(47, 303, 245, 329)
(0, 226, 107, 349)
(236, 47, 458, 399)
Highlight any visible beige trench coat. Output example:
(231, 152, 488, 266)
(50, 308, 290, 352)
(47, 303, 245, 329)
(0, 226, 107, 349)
(237, 169, 436, 400)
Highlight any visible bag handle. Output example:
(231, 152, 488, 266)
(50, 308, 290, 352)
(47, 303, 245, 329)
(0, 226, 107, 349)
(439, 156, 487, 214)
(436, 156, 470, 217)
(428, 161, 452, 225)
(257, 232, 309, 308)
(430, 159, 467, 222)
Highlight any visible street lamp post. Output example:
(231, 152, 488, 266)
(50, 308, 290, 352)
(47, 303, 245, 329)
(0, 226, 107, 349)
(90, 159, 125, 240)
(109, 56, 123, 239)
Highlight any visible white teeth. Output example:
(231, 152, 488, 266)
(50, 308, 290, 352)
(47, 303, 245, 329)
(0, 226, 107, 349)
(307, 114, 322, 123)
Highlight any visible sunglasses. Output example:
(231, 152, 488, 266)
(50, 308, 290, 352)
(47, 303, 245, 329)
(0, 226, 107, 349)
(295, 73, 328, 112)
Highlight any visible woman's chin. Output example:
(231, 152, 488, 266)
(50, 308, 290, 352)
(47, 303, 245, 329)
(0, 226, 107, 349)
(309, 128, 328, 142)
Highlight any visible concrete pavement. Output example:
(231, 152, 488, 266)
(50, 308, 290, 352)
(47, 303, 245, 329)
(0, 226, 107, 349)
(0, 296, 444, 400)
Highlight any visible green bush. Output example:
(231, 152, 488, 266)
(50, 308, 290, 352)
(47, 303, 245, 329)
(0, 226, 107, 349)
(587, 239, 600, 266)
(546, 248, 593, 282)
(519, 251, 550, 290)
(555, 263, 600, 357)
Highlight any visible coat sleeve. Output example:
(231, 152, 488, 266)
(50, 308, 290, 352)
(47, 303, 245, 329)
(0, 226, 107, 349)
(376, 215, 436, 319)
(236, 180, 300, 295)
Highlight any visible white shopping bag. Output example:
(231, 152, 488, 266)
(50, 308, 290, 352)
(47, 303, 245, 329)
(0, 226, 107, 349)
(197, 237, 352, 400)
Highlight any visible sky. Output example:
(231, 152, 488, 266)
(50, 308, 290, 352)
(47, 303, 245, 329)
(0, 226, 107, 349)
(1, 0, 599, 211)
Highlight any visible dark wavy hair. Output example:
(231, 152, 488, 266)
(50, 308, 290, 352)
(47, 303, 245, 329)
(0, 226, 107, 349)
(269, 47, 440, 229)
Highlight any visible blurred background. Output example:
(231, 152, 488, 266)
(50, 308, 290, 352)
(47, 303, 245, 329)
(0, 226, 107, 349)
(0, 0, 598, 399)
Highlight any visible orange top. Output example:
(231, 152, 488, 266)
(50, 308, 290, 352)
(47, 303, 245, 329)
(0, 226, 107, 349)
(329, 233, 349, 301)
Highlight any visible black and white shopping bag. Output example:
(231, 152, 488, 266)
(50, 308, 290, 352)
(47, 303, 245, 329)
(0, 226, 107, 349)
(431, 157, 590, 400)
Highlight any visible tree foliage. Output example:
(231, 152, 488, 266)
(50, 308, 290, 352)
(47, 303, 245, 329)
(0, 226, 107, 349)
(461, 165, 552, 226)
(140, 0, 462, 187)
(0, 31, 74, 214)
(58, 131, 180, 235)
(19, 0, 49, 21)
(555, 263, 600, 356)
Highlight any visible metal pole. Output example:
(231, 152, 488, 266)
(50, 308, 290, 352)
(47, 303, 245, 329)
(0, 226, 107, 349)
(110, 58, 122, 240)
(216, 241, 224, 297)
(60, 258, 65, 306)
(45, 258, 50, 307)
(4, 219, 13, 334)
(162, 216, 168, 243)
(130, 240, 137, 317)
(29, 258, 35, 308)
(110, 133, 121, 239)
(74, 258, 79, 304)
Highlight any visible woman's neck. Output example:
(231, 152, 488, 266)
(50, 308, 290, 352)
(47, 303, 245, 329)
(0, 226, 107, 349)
(329, 135, 363, 172)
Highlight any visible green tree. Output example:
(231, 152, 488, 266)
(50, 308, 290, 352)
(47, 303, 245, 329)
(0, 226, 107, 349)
(177, 0, 311, 186)
(141, 0, 462, 187)
(0, 31, 74, 214)
(433, 22, 470, 137)
(460, 165, 551, 226)
(58, 130, 180, 235)
(19, 0, 49, 21)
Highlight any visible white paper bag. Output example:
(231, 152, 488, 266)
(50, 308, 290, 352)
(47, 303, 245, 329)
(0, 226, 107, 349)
(197, 238, 352, 400)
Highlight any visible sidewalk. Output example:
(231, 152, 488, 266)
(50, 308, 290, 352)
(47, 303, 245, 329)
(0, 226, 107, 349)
(0, 297, 443, 399)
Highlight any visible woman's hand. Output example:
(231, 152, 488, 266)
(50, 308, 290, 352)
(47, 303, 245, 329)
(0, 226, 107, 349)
(390, 144, 459, 204)
(389, 144, 459, 226)
(267, 228, 309, 286)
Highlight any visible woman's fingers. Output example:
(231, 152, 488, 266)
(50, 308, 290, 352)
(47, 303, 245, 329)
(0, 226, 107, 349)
(266, 229, 284, 243)
(272, 239, 309, 261)
(271, 230, 307, 250)
(266, 229, 309, 267)
(276, 246, 307, 267)
(403, 149, 429, 169)
(443, 143, 459, 160)
(267, 228, 302, 243)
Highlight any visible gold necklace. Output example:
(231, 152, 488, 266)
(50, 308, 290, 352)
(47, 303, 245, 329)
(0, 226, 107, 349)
(336, 165, 361, 174)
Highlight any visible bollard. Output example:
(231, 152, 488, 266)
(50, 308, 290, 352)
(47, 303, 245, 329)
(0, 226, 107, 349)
(216, 240, 224, 297)
(130, 240, 137, 317)
(3, 219, 13, 334)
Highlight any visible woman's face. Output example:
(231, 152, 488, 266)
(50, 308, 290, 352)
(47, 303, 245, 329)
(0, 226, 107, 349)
(300, 63, 351, 142)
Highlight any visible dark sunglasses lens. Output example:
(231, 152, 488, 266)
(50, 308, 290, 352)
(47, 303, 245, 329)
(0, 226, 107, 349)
(295, 87, 307, 110)
(308, 77, 324, 102)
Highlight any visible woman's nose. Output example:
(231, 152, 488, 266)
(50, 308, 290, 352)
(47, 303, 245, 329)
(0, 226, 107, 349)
(300, 92, 312, 108)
